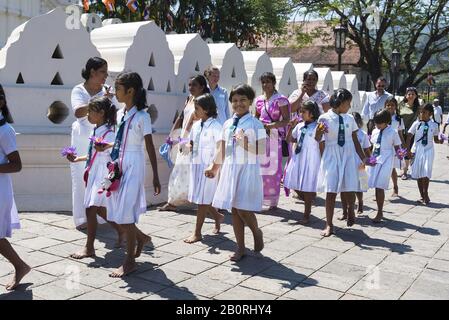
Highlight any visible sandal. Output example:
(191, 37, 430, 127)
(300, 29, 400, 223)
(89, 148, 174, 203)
(401, 174, 408, 180)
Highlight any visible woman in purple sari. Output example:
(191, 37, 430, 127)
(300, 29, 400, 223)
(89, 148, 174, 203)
(255, 72, 290, 210)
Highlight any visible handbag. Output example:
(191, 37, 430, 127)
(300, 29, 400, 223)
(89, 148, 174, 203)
(83, 129, 113, 187)
(263, 98, 290, 157)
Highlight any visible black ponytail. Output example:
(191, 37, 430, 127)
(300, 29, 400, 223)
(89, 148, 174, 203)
(116, 72, 148, 111)
(0, 84, 13, 123)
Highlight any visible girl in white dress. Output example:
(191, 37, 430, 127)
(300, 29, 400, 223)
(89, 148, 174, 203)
(284, 100, 321, 224)
(71, 57, 112, 229)
(184, 94, 224, 244)
(406, 103, 443, 205)
(65, 97, 124, 259)
(385, 97, 405, 197)
(0, 86, 30, 290)
(158, 75, 210, 211)
(339, 112, 371, 220)
(315, 89, 367, 237)
(107, 72, 161, 278)
(206, 84, 266, 261)
(367, 110, 402, 222)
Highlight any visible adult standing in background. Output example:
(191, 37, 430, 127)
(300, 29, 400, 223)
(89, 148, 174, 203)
(289, 70, 330, 115)
(204, 66, 231, 125)
(361, 77, 392, 135)
(70, 57, 112, 229)
(432, 98, 443, 128)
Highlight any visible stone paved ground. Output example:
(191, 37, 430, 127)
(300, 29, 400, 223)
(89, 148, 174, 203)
(1, 132, 449, 300)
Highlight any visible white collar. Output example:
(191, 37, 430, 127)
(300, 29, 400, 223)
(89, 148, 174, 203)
(123, 106, 138, 121)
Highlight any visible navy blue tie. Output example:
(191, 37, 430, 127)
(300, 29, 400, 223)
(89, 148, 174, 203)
(422, 122, 429, 146)
(337, 115, 345, 147)
(373, 129, 383, 157)
(85, 127, 97, 168)
(295, 125, 308, 154)
(110, 114, 126, 161)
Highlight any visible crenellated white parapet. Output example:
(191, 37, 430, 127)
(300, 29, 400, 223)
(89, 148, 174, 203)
(359, 91, 367, 113)
(270, 57, 297, 97)
(331, 71, 347, 91)
(207, 43, 247, 92)
(91, 21, 175, 93)
(293, 63, 313, 87)
(241, 51, 273, 97)
(166, 33, 211, 93)
(0, 8, 100, 128)
(314, 67, 334, 95)
(345, 74, 360, 111)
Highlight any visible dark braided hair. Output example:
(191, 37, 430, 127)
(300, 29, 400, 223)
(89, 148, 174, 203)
(88, 96, 117, 127)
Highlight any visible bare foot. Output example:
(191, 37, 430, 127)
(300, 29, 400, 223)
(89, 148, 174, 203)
(135, 234, 151, 258)
(69, 247, 95, 259)
(109, 259, 137, 278)
(417, 198, 425, 204)
(372, 214, 383, 223)
(6, 263, 31, 291)
(183, 234, 203, 244)
(229, 249, 245, 262)
(320, 226, 333, 237)
(212, 212, 225, 234)
(357, 210, 363, 216)
(157, 203, 177, 212)
(337, 215, 347, 221)
(254, 229, 264, 252)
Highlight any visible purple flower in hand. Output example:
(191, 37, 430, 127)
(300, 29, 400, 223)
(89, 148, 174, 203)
(366, 155, 377, 166)
(439, 133, 448, 141)
(89, 136, 108, 146)
(318, 120, 329, 133)
(61, 146, 77, 157)
(396, 147, 407, 160)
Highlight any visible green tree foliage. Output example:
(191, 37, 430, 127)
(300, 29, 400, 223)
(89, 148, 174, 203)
(292, 0, 449, 93)
(84, 0, 291, 48)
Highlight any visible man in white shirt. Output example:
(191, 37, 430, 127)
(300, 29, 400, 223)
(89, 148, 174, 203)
(432, 98, 443, 128)
(361, 77, 393, 135)
(204, 66, 231, 125)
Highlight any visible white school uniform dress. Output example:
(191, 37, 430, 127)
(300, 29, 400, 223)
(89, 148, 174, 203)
(0, 115, 20, 238)
(409, 121, 439, 179)
(188, 118, 223, 205)
(107, 107, 152, 224)
(84, 124, 115, 208)
(367, 126, 401, 190)
(212, 113, 266, 212)
(70, 84, 106, 226)
(355, 129, 371, 192)
(390, 116, 405, 169)
(284, 121, 320, 192)
(316, 110, 359, 193)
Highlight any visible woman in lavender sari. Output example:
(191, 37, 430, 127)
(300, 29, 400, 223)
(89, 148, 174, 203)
(255, 72, 290, 210)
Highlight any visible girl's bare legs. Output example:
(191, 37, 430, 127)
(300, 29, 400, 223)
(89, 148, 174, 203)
(207, 206, 225, 234)
(301, 192, 315, 224)
(417, 178, 424, 202)
(0, 239, 31, 290)
(230, 208, 246, 261)
(372, 188, 385, 222)
(238, 209, 264, 253)
(391, 169, 399, 196)
(423, 177, 430, 204)
(356, 192, 364, 214)
(135, 226, 151, 258)
(110, 224, 137, 277)
(342, 192, 356, 227)
(321, 193, 337, 237)
(402, 160, 409, 179)
(338, 193, 348, 221)
(97, 207, 125, 248)
(184, 205, 208, 243)
(70, 207, 98, 259)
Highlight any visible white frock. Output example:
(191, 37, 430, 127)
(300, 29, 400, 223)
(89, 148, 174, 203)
(316, 110, 359, 193)
(283, 121, 320, 192)
(367, 126, 401, 190)
(390, 116, 405, 169)
(107, 107, 152, 224)
(354, 129, 371, 192)
(167, 97, 197, 206)
(0, 115, 20, 238)
(83, 124, 116, 208)
(70, 84, 105, 226)
(188, 118, 223, 205)
(409, 121, 439, 179)
(212, 113, 266, 212)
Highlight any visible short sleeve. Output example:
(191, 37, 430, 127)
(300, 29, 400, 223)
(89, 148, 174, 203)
(408, 121, 419, 135)
(0, 127, 18, 155)
(361, 132, 371, 149)
(432, 123, 439, 136)
(291, 124, 300, 140)
(140, 112, 153, 136)
(349, 115, 358, 132)
(254, 119, 267, 141)
(277, 96, 289, 107)
(71, 86, 88, 111)
(393, 130, 402, 146)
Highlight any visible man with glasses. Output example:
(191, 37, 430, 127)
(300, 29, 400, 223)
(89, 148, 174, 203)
(361, 77, 393, 135)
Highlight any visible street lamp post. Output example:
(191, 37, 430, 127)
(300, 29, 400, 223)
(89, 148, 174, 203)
(391, 49, 401, 96)
(334, 23, 348, 71)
